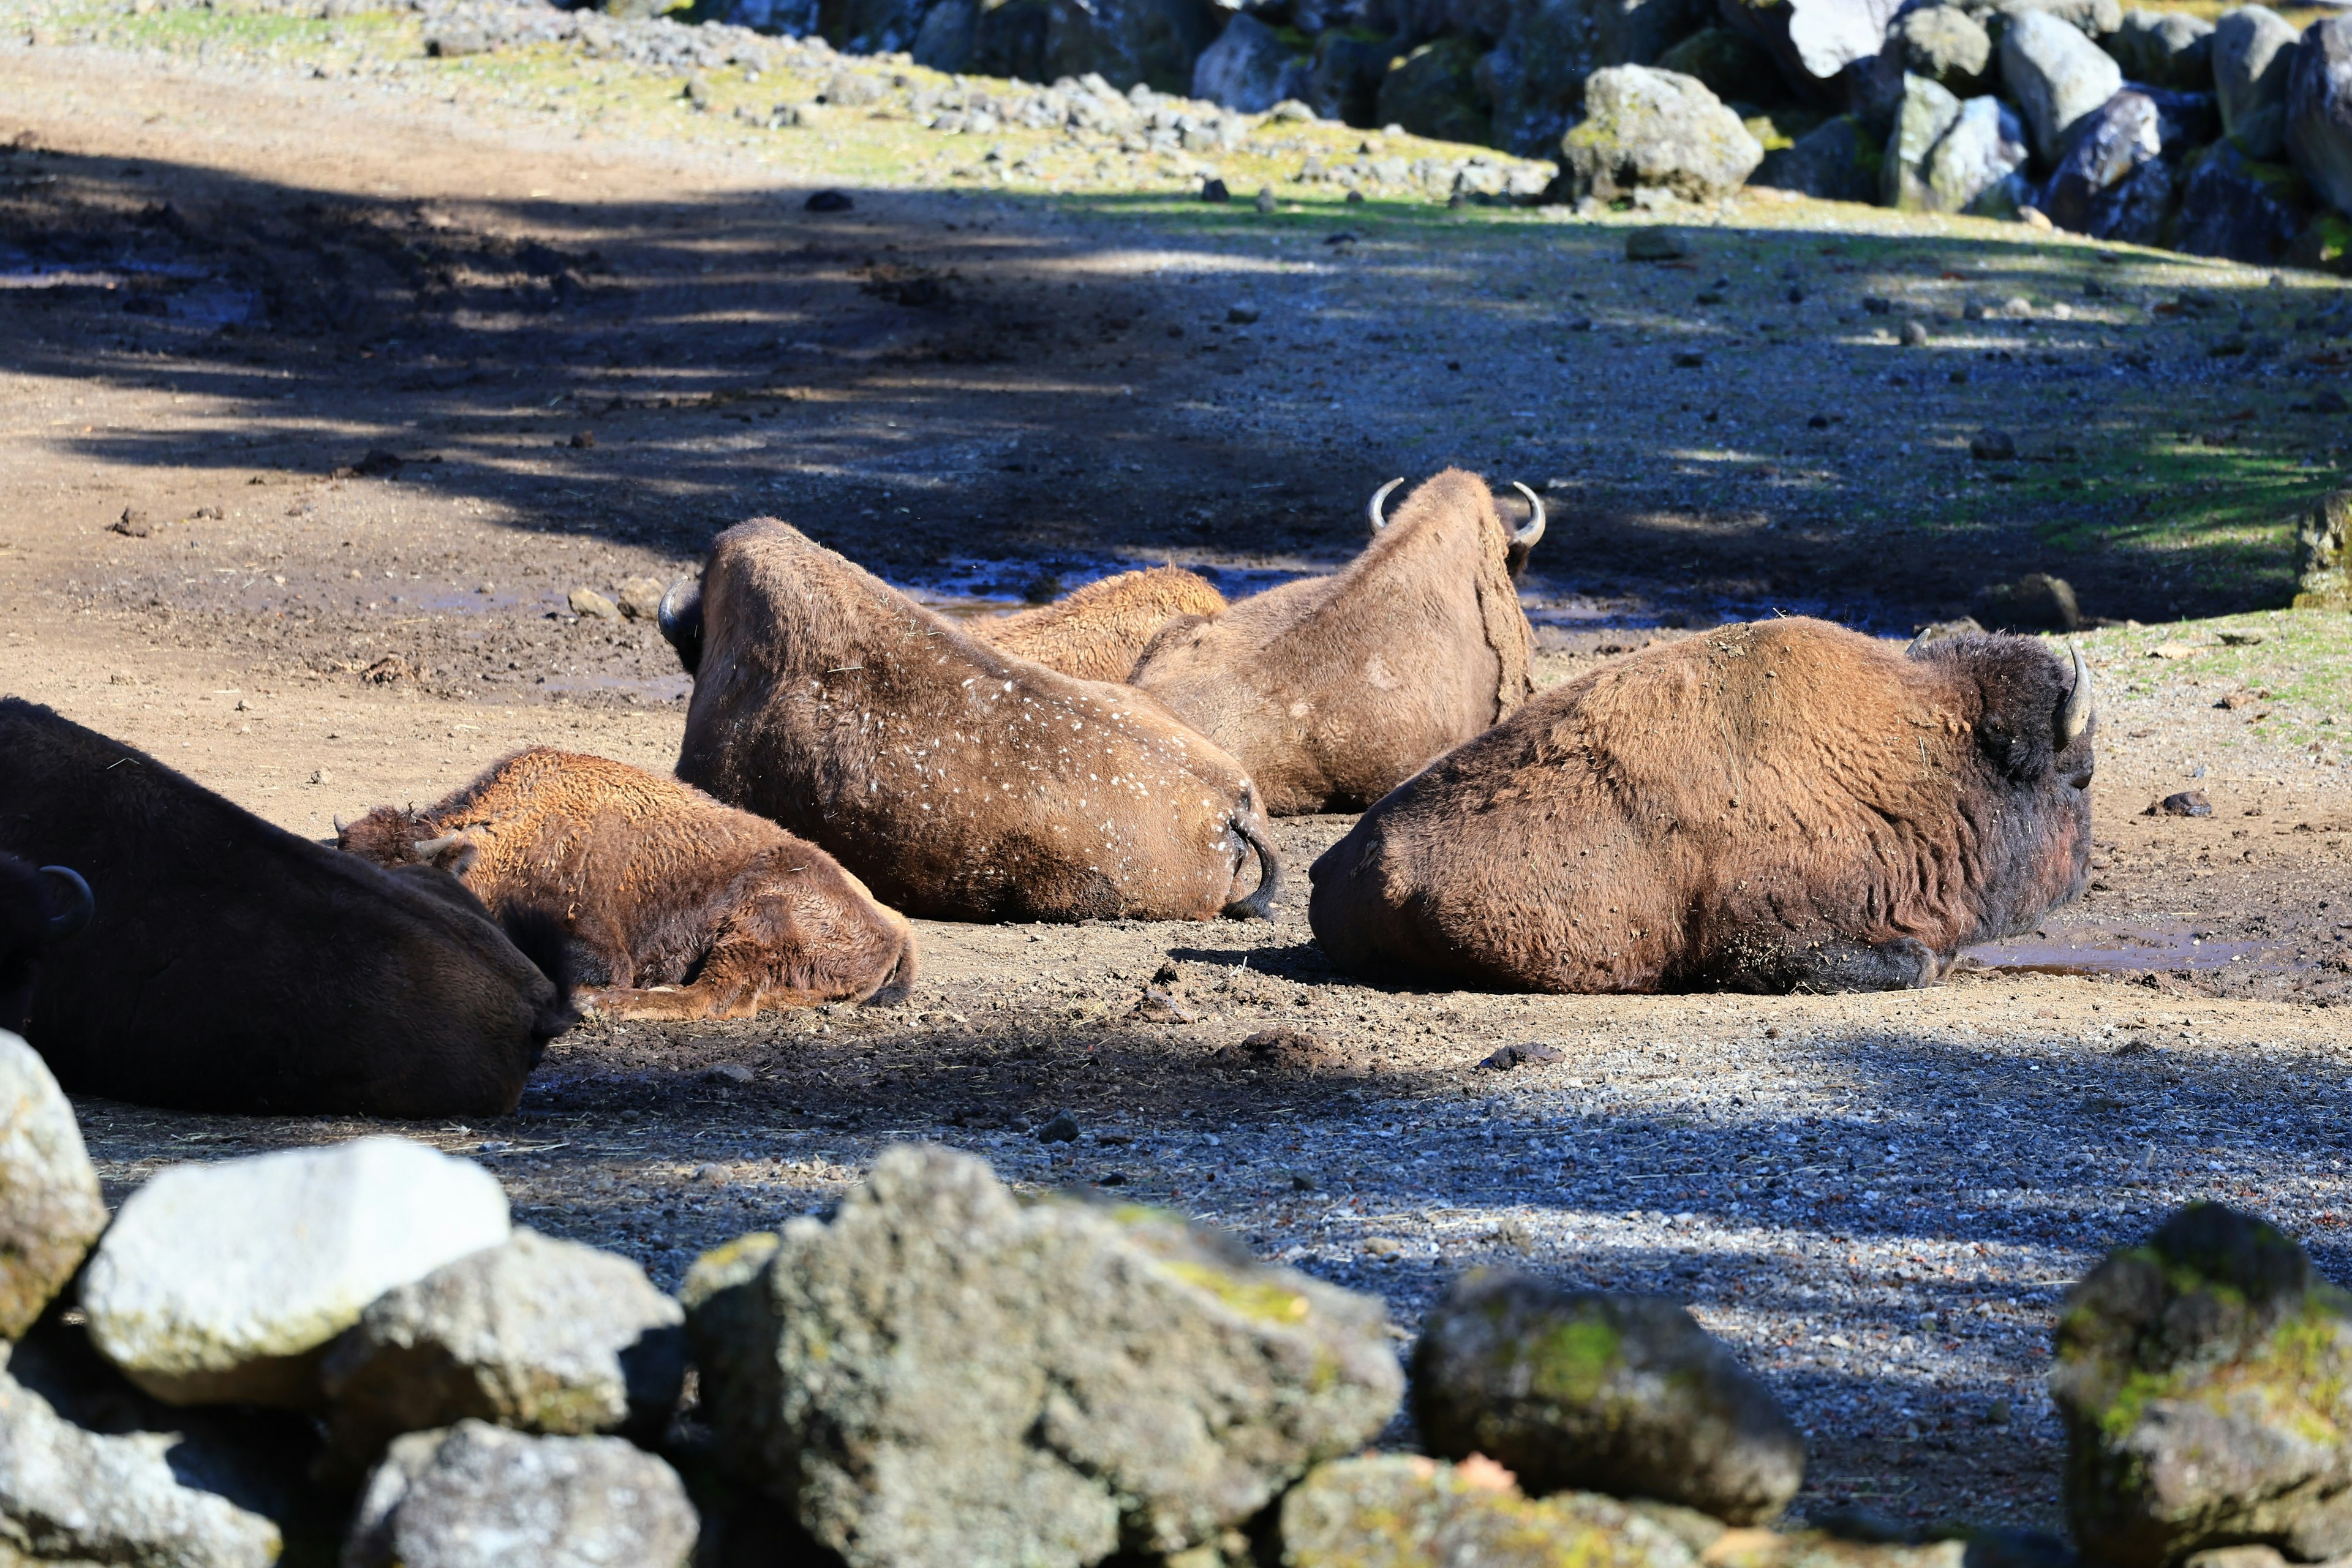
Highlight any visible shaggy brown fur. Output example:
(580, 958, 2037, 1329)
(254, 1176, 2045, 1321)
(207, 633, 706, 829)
(1310, 618, 2097, 994)
(339, 748, 916, 1021)
(667, 519, 1280, 924)
(0, 699, 572, 1117)
(1128, 469, 1539, 816)
(974, 567, 1229, 683)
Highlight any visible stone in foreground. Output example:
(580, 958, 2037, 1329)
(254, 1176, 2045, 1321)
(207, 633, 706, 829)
(0, 1357, 283, 1568)
(345, 1419, 697, 1568)
(1412, 1270, 1804, 1525)
(683, 1143, 1403, 1568)
(0, 1031, 107, 1340)
(1560, 66, 1765, 205)
(82, 1137, 511, 1407)
(2052, 1202, 2352, 1566)
(321, 1230, 687, 1466)
(1280, 1454, 1700, 1568)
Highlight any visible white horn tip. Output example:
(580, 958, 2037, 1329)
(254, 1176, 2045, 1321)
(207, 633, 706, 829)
(1366, 477, 1405, 532)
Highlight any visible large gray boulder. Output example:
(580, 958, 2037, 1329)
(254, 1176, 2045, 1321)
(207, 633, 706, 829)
(0, 1033, 105, 1342)
(2294, 490, 2351, 609)
(1192, 13, 1312, 111)
(2038, 86, 2209, 239)
(1280, 1455, 1703, 1568)
(2215, 4, 2301, 159)
(1482, 0, 1603, 156)
(1752, 112, 1882, 199)
(1993, 0, 2120, 42)
(2286, 17, 2352, 216)
(345, 1420, 698, 1568)
(0, 1355, 284, 1568)
(2053, 1204, 2352, 1566)
(1715, 0, 1904, 100)
(1411, 1270, 1805, 1526)
(2004, 7, 2125, 159)
(2171, 140, 2313, 263)
(682, 1144, 1403, 1568)
(1882, 72, 1964, 206)
(1308, 29, 1399, 125)
(81, 1137, 511, 1408)
(1926, 94, 2033, 211)
(970, 0, 1220, 96)
(1598, 0, 1715, 66)
(1559, 65, 1766, 202)
(2107, 7, 2214, 90)
(320, 1231, 687, 1468)
(1377, 36, 1494, 144)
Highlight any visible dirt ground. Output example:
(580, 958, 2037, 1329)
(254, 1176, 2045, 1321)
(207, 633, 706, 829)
(6, 32, 2352, 1539)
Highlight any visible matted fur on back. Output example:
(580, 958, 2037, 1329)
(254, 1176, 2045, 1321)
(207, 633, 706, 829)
(975, 567, 1228, 684)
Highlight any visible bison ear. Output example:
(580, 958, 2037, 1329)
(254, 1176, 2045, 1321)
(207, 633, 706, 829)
(412, 832, 481, 878)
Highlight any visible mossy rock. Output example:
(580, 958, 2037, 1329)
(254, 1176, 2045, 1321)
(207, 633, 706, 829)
(1375, 36, 1494, 146)
(2051, 1203, 2352, 1566)
(1279, 1455, 1703, 1568)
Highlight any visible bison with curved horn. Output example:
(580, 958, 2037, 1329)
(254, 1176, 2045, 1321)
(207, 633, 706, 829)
(0, 855, 92, 1036)
(1310, 618, 2097, 993)
(1125, 468, 1546, 816)
(661, 518, 1280, 924)
(340, 747, 918, 1020)
(973, 566, 1229, 683)
(0, 698, 575, 1115)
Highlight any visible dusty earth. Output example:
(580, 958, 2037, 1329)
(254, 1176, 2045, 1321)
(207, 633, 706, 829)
(5, 18, 2352, 1541)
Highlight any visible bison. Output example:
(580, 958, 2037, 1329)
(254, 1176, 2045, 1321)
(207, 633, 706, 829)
(660, 518, 1280, 924)
(0, 698, 575, 1116)
(0, 856, 91, 1036)
(339, 747, 917, 1020)
(1309, 617, 2096, 993)
(1126, 469, 1546, 815)
(973, 566, 1228, 683)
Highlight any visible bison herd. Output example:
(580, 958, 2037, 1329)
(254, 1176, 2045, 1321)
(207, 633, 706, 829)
(0, 470, 2099, 1118)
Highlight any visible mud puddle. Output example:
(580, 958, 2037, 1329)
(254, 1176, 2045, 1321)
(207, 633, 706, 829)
(1962, 921, 2339, 978)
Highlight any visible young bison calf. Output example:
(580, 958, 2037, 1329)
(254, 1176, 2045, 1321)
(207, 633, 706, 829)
(341, 748, 916, 1020)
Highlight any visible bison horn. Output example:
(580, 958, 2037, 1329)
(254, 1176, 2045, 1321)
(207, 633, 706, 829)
(38, 866, 92, 944)
(1366, 477, 1404, 533)
(411, 832, 467, 861)
(1509, 482, 1546, 548)
(2062, 642, 2094, 741)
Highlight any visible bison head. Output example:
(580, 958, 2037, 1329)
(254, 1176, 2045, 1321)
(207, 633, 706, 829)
(1367, 475, 1546, 579)
(0, 858, 92, 1036)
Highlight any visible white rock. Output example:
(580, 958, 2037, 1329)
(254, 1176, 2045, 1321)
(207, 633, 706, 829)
(2214, 4, 2300, 159)
(2004, 8, 2126, 160)
(0, 1031, 107, 1340)
(83, 1137, 510, 1407)
(2287, 16, 2352, 215)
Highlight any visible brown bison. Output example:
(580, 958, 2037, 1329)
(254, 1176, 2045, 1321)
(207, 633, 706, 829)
(1310, 618, 2096, 993)
(339, 747, 916, 1020)
(0, 856, 91, 1036)
(660, 518, 1280, 924)
(0, 699, 574, 1115)
(973, 566, 1228, 683)
(1127, 469, 1545, 816)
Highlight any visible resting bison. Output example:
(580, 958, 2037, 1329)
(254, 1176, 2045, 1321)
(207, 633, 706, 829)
(662, 518, 1280, 924)
(973, 567, 1228, 683)
(340, 747, 916, 1020)
(1128, 469, 1545, 815)
(0, 699, 574, 1116)
(1310, 618, 2095, 993)
(0, 856, 91, 1036)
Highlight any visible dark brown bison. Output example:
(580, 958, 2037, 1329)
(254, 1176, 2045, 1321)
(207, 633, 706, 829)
(0, 698, 575, 1116)
(1127, 469, 1545, 816)
(973, 566, 1229, 682)
(0, 856, 91, 1036)
(340, 747, 916, 1020)
(660, 518, 1280, 924)
(1310, 617, 2096, 993)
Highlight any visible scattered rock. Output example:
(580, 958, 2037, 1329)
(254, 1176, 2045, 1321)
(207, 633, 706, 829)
(320, 1231, 687, 1468)
(614, 577, 666, 621)
(1191, 13, 1311, 113)
(361, 654, 418, 685)
(1626, 224, 1696, 259)
(2214, 4, 2299, 159)
(2108, 7, 2213, 91)
(2294, 489, 2351, 608)
(0, 1031, 106, 1340)
(1412, 1269, 1805, 1525)
(0, 1359, 287, 1568)
(567, 587, 622, 621)
(1970, 428, 2020, 460)
(1200, 176, 1232, 202)
(345, 1420, 698, 1568)
(1035, 1109, 1081, 1142)
(2285, 17, 2352, 219)
(1974, 571, 2080, 632)
(682, 1144, 1402, 1568)
(1131, 984, 1198, 1021)
(1227, 301, 1262, 324)
(109, 507, 152, 538)
(1752, 115, 1880, 202)
(1280, 1454, 1702, 1568)
(804, 189, 854, 211)
(81, 1137, 511, 1408)
(2171, 141, 2312, 265)
(337, 449, 405, 480)
(2003, 9, 2125, 160)
(2052, 1204, 2352, 1566)
(1560, 66, 1765, 205)
(1227, 1027, 1343, 1069)
(1477, 1041, 1564, 1070)
(2151, 790, 2214, 816)
(2149, 640, 2200, 658)
(425, 26, 491, 58)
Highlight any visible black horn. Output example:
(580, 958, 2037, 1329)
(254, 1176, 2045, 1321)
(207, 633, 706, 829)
(39, 866, 92, 944)
(657, 576, 705, 676)
(1221, 811, 1284, 921)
